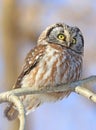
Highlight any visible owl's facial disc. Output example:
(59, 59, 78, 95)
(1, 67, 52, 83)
(38, 23, 84, 54)
(45, 23, 84, 54)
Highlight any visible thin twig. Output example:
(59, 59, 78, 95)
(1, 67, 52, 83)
(75, 86, 96, 102)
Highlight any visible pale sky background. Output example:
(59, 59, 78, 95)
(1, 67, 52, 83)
(0, 0, 96, 130)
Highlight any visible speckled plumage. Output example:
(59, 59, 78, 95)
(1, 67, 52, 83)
(5, 23, 84, 120)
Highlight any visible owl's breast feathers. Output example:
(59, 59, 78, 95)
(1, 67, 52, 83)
(15, 43, 82, 90)
(5, 43, 83, 120)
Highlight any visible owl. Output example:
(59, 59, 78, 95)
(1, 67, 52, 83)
(5, 23, 84, 120)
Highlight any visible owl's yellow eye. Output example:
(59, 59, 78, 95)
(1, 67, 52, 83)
(72, 38, 76, 44)
(57, 34, 65, 40)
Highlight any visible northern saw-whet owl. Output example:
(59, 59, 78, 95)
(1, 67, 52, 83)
(5, 23, 84, 120)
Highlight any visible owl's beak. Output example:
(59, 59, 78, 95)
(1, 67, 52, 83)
(62, 41, 70, 47)
(67, 42, 70, 47)
(64, 30, 70, 47)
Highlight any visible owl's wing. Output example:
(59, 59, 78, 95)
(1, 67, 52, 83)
(14, 45, 46, 89)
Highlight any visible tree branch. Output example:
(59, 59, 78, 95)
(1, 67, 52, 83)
(75, 86, 96, 102)
(11, 75, 96, 96)
(0, 75, 96, 130)
(0, 93, 25, 130)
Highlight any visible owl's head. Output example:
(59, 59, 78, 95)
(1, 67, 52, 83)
(38, 23, 84, 54)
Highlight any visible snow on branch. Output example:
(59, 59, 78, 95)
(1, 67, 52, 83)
(0, 75, 96, 130)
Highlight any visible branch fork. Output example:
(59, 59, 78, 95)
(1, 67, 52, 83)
(0, 75, 96, 130)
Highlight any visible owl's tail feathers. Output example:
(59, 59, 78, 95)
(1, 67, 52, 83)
(4, 104, 18, 121)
